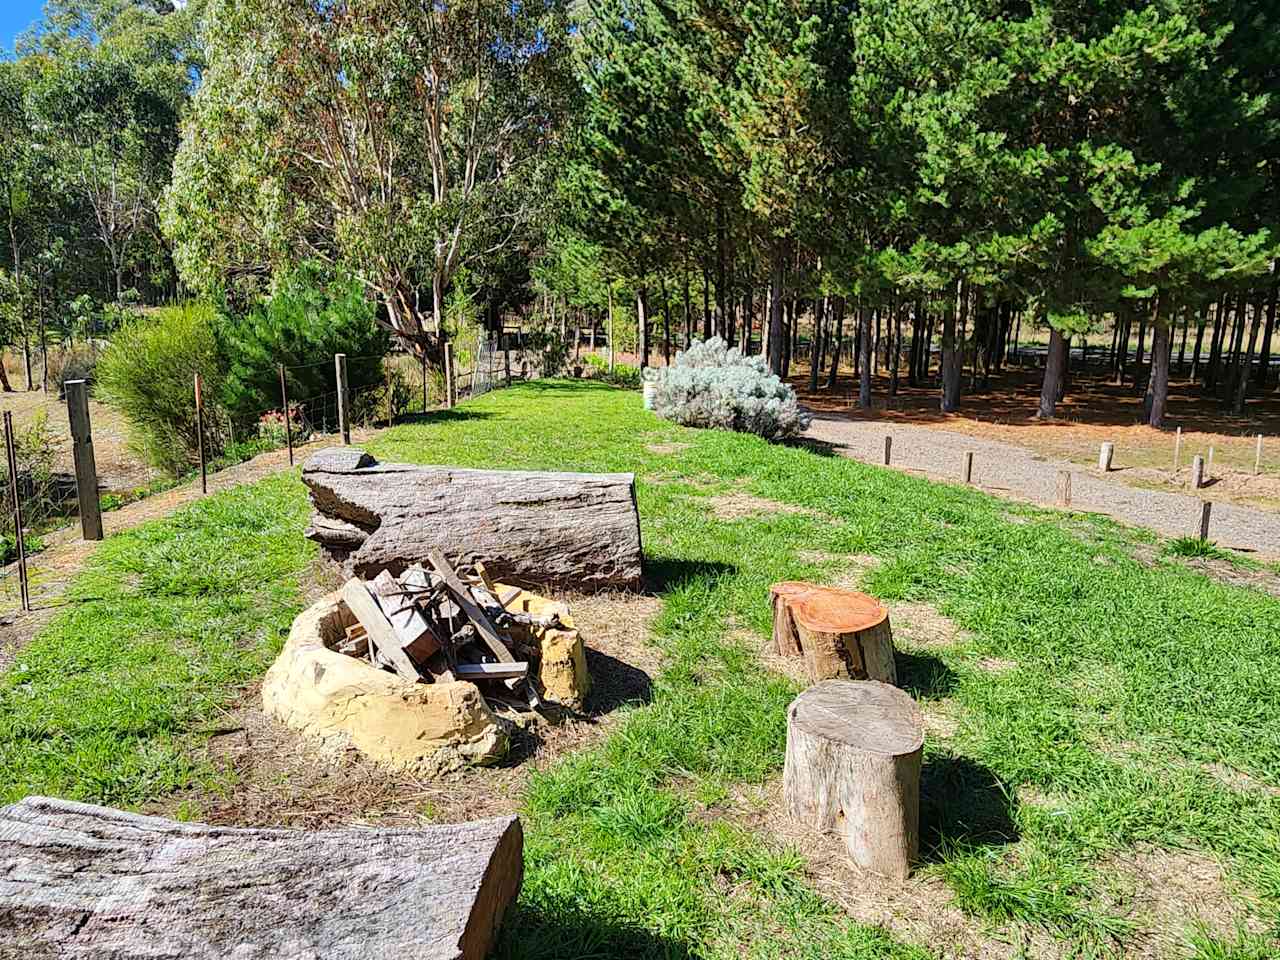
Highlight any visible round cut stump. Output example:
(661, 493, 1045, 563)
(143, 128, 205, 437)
(783, 680, 923, 879)
(770, 582, 896, 684)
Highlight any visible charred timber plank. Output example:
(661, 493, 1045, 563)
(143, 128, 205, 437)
(0, 796, 522, 960)
(341, 578, 422, 683)
(429, 551, 515, 665)
(302, 448, 643, 591)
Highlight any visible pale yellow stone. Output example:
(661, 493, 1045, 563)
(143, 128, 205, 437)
(495, 583, 592, 709)
(261, 592, 507, 774)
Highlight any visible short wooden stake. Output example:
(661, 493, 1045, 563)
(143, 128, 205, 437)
(334, 353, 351, 444)
(1256, 434, 1263, 476)
(1173, 426, 1182, 471)
(194, 372, 207, 494)
(1098, 441, 1114, 472)
(1199, 501, 1212, 542)
(278, 364, 294, 466)
(1206, 445, 1214, 478)
(65, 380, 103, 542)
(1056, 469, 1072, 507)
(444, 342, 455, 409)
(386, 369, 394, 427)
(883, 436, 892, 466)
(1190, 454, 1205, 490)
(3, 411, 31, 612)
(963, 451, 974, 484)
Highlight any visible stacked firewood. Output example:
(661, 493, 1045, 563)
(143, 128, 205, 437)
(337, 549, 564, 708)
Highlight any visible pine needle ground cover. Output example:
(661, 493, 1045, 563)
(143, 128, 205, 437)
(1, 380, 1277, 959)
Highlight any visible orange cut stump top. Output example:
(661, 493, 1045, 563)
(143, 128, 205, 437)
(770, 581, 888, 634)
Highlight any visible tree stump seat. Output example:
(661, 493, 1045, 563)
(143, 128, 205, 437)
(770, 581, 896, 684)
(783, 680, 924, 879)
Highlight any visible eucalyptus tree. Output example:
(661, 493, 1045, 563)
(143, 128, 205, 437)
(166, 0, 576, 362)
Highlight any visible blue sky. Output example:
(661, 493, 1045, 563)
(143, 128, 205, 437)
(1, 1, 45, 54)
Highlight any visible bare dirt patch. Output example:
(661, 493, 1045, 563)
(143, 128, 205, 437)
(1202, 762, 1280, 799)
(703, 490, 828, 522)
(646, 441, 692, 456)
(158, 589, 666, 829)
(1098, 847, 1267, 959)
(978, 657, 1017, 674)
(889, 601, 970, 649)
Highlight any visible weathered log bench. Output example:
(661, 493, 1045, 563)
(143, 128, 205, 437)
(0, 796, 523, 960)
(783, 680, 924, 879)
(302, 448, 643, 592)
(770, 582, 897, 684)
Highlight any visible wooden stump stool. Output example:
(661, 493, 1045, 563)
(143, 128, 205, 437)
(784, 680, 923, 879)
(770, 582, 896, 684)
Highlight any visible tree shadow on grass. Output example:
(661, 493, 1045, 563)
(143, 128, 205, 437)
(392, 407, 497, 427)
(918, 751, 1019, 863)
(896, 650, 958, 701)
(493, 900, 694, 960)
(644, 556, 737, 595)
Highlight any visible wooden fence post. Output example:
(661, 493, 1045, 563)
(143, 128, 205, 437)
(1056, 470, 1072, 507)
(194, 372, 207, 494)
(1206, 445, 1215, 479)
(1199, 501, 1212, 542)
(4, 411, 31, 611)
(335, 353, 350, 444)
(444, 342, 455, 409)
(65, 379, 103, 541)
(1256, 434, 1263, 476)
(278, 364, 294, 466)
(1190, 454, 1205, 490)
(1173, 426, 1182, 471)
(421, 351, 429, 412)
(883, 436, 892, 467)
(386, 368, 394, 427)
(1098, 442, 1114, 472)
(963, 451, 974, 484)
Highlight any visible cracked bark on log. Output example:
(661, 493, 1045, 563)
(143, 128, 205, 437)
(301, 448, 643, 591)
(0, 796, 522, 960)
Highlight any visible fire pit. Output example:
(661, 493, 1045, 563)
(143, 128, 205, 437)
(262, 555, 591, 775)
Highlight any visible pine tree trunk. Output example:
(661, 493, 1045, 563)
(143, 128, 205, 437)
(767, 245, 786, 376)
(858, 305, 873, 409)
(1233, 294, 1265, 415)
(1258, 284, 1277, 388)
(638, 287, 650, 368)
(890, 303, 903, 397)
(1205, 297, 1227, 392)
(809, 296, 825, 392)
(1225, 295, 1248, 402)
(826, 297, 844, 390)
(940, 284, 962, 412)
(1191, 304, 1208, 381)
(1145, 300, 1170, 427)
(1038, 327, 1068, 419)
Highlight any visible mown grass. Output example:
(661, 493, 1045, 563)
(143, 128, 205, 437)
(1, 379, 1278, 958)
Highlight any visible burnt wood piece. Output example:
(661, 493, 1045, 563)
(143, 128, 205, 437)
(340, 578, 422, 683)
(301, 448, 643, 591)
(0, 796, 523, 960)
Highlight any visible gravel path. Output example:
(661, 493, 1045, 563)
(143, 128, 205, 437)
(805, 411, 1280, 559)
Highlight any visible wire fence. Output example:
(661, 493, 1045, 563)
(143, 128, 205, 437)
(0, 336, 545, 612)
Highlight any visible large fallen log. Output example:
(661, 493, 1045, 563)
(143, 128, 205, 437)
(302, 448, 643, 591)
(0, 796, 522, 960)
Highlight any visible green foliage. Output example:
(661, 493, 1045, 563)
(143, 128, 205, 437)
(1166, 536, 1235, 561)
(582, 353, 641, 388)
(96, 301, 226, 476)
(217, 263, 389, 421)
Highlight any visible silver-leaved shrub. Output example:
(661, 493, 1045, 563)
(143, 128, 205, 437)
(650, 337, 811, 441)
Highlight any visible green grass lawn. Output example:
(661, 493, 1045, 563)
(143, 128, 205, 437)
(1, 380, 1278, 959)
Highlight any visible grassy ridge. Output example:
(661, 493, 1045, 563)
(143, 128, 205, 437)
(0, 380, 1277, 958)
